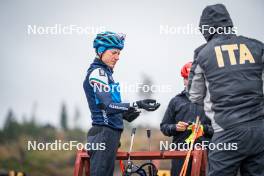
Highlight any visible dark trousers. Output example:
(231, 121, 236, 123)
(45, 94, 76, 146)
(208, 120, 264, 176)
(171, 158, 192, 176)
(87, 126, 122, 176)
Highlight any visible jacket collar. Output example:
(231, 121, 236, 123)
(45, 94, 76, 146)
(179, 89, 190, 99)
(92, 57, 113, 73)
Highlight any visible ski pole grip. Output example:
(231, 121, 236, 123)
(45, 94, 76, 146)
(147, 129, 151, 138)
(131, 128, 136, 136)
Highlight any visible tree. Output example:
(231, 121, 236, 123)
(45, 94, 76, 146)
(60, 102, 68, 131)
(73, 106, 81, 129)
(30, 101, 38, 125)
(3, 109, 19, 141)
(3, 109, 16, 130)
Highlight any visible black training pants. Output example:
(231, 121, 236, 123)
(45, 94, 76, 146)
(87, 125, 122, 176)
(208, 120, 264, 176)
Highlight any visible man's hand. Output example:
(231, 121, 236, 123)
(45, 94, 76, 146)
(134, 99, 160, 111)
(176, 121, 189, 131)
(123, 107, 141, 122)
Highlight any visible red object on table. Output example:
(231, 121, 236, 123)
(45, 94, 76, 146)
(73, 149, 207, 176)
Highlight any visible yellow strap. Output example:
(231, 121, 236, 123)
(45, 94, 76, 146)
(185, 125, 204, 144)
(185, 131, 194, 144)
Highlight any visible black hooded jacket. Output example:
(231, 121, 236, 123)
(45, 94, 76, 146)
(160, 91, 213, 144)
(188, 4, 264, 132)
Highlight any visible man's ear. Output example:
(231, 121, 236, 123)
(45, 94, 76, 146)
(97, 46, 106, 55)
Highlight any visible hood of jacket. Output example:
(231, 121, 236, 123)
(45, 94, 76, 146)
(199, 4, 233, 41)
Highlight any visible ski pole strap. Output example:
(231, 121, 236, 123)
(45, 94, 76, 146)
(185, 124, 204, 144)
(180, 117, 201, 176)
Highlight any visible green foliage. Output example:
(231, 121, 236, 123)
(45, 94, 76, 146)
(1, 111, 57, 144)
(0, 108, 169, 175)
(0, 109, 86, 176)
(2, 109, 20, 141)
(60, 103, 68, 131)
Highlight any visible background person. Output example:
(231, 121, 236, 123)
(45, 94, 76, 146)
(160, 62, 213, 176)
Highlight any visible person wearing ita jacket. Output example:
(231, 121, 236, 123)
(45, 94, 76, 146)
(187, 4, 264, 176)
(160, 62, 213, 176)
(83, 31, 160, 176)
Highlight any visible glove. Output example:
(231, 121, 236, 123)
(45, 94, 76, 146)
(133, 99, 160, 111)
(123, 107, 141, 122)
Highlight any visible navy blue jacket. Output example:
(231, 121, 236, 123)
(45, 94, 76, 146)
(83, 58, 130, 130)
(160, 91, 213, 144)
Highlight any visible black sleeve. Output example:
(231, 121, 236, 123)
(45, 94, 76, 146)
(201, 109, 214, 138)
(160, 97, 182, 137)
(203, 124, 214, 138)
(262, 44, 264, 94)
(262, 43, 264, 64)
(193, 43, 207, 60)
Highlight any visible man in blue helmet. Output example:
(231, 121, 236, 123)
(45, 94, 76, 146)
(83, 31, 160, 176)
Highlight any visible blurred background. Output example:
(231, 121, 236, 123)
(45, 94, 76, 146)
(0, 0, 263, 175)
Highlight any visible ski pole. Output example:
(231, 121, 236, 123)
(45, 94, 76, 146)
(128, 128, 136, 156)
(180, 116, 201, 176)
(146, 129, 153, 175)
(126, 128, 136, 174)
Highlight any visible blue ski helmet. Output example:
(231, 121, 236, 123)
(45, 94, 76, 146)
(93, 31, 126, 55)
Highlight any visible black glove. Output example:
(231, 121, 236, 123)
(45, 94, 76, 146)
(134, 99, 160, 111)
(123, 107, 141, 122)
